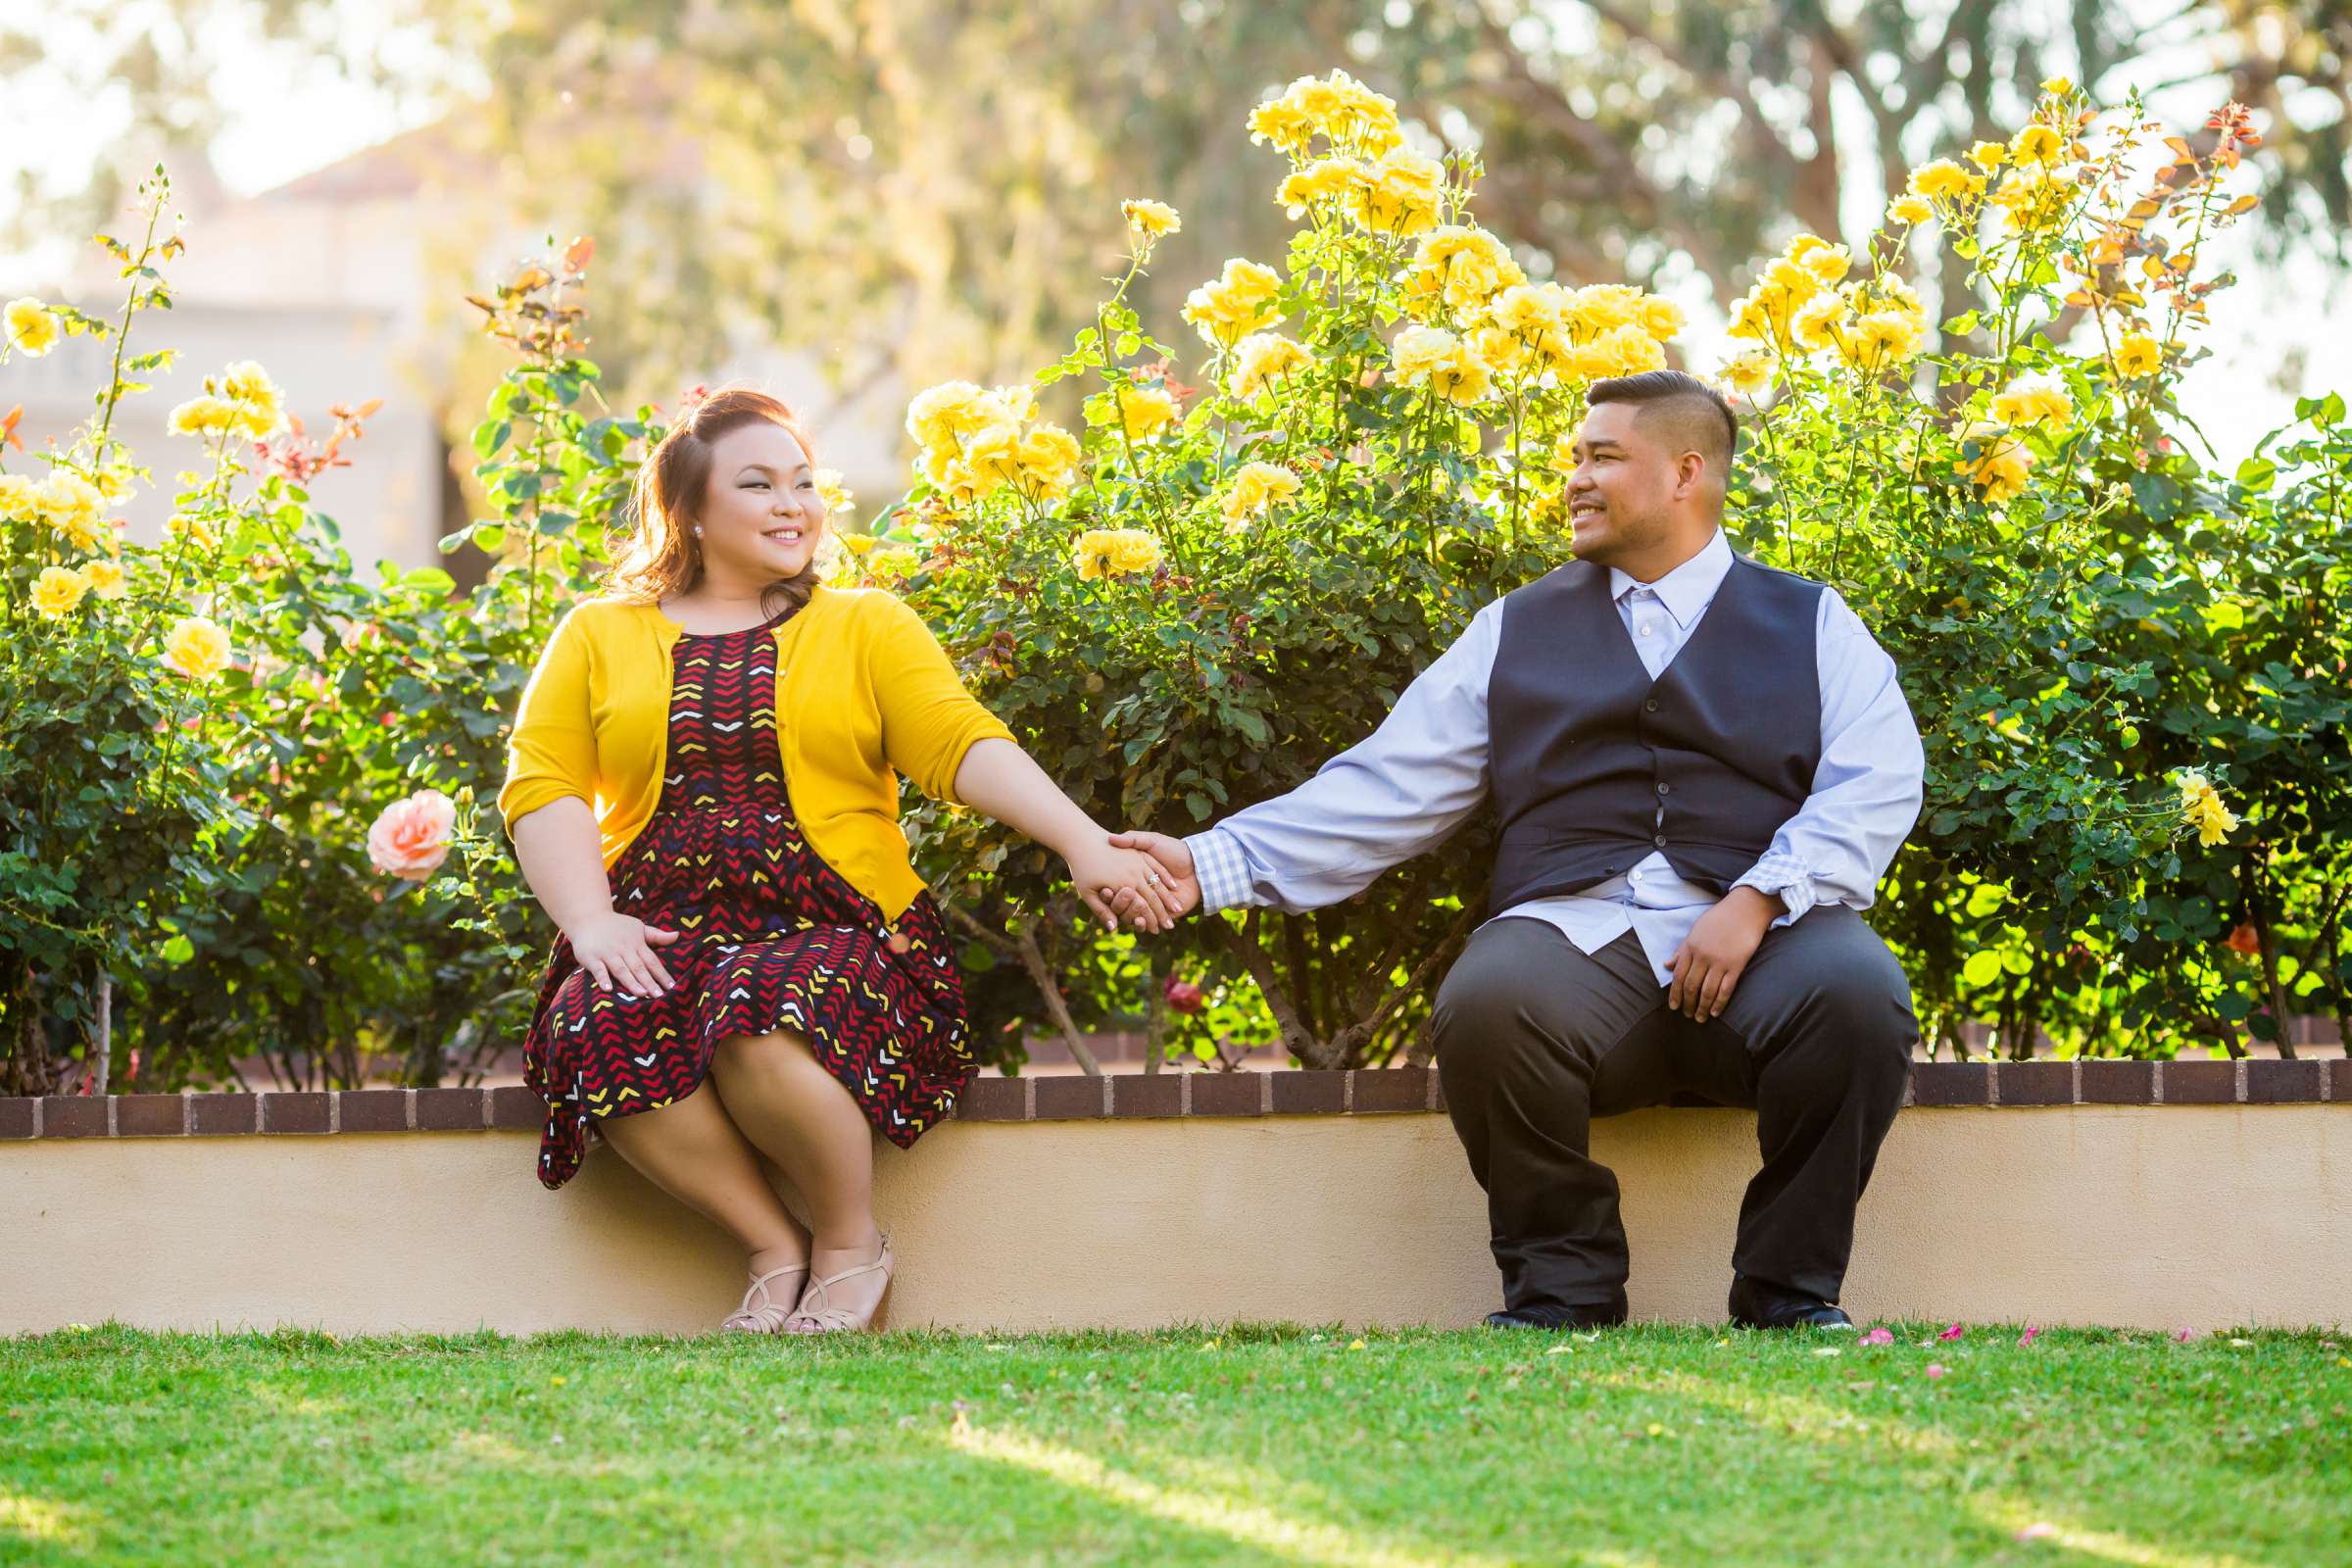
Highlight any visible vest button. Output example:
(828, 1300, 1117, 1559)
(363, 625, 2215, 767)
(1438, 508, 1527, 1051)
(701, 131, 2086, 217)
(1643, 699, 1659, 712)
(1653, 833, 1668, 848)
(1656, 781, 1671, 796)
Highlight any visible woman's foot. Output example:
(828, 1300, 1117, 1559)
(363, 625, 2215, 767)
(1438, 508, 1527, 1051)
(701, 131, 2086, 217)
(784, 1231, 894, 1334)
(719, 1245, 809, 1334)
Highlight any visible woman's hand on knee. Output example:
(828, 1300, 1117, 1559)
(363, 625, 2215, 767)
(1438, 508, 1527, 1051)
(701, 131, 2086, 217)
(568, 911, 681, 996)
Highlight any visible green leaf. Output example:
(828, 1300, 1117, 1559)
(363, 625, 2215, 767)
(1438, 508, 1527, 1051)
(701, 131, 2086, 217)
(1961, 950, 2004, 988)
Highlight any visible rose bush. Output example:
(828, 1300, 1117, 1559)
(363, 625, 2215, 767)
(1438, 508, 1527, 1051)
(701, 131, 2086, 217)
(4, 74, 2342, 1093)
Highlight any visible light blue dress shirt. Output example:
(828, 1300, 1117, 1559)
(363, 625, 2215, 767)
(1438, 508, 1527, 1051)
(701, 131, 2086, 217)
(1184, 529, 1926, 987)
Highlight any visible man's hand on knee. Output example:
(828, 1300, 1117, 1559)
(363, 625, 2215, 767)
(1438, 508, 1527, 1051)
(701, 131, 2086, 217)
(1665, 887, 1781, 1021)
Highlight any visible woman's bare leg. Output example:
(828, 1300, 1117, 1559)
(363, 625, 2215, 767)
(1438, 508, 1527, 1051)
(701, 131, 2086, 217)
(592, 1083, 808, 1277)
(707, 1028, 888, 1318)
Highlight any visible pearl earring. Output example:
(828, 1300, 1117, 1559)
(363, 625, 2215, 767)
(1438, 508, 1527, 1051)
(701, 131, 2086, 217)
(693, 525, 704, 536)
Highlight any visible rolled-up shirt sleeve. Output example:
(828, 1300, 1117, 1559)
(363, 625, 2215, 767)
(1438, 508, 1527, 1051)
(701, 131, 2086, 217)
(1185, 601, 1501, 914)
(1731, 586, 1924, 921)
(498, 606, 599, 834)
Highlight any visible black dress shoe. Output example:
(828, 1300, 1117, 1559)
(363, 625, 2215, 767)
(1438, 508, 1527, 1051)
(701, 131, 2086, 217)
(1727, 1275, 1855, 1331)
(1484, 1300, 1629, 1331)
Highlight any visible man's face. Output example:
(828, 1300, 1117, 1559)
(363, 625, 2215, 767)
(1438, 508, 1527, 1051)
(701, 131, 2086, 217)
(1561, 401, 1678, 566)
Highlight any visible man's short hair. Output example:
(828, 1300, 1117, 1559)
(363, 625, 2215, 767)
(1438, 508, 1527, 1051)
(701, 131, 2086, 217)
(1587, 369, 1738, 477)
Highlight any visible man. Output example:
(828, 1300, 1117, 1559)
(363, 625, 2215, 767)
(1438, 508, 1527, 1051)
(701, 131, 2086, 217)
(1112, 369, 1925, 1331)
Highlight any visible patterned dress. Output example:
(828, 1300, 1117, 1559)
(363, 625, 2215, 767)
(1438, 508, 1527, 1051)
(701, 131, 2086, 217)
(519, 607, 976, 1190)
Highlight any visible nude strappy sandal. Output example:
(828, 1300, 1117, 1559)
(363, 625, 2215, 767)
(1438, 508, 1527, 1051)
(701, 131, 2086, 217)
(718, 1260, 809, 1334)
(783, 1232, 895, 1334)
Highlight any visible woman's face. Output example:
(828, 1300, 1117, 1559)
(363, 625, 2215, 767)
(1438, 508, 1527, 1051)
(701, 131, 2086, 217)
(697, 420, 826, 581)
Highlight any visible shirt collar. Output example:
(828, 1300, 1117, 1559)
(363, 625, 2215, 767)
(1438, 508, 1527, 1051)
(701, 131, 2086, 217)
(1609, 528, 1733, 628)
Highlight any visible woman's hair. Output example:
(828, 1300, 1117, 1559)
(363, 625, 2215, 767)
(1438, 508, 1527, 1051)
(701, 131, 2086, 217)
(604, 384, 826, 619)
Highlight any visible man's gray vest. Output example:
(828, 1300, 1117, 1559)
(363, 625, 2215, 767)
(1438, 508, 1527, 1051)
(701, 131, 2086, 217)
(1486, 553, 1825, 915)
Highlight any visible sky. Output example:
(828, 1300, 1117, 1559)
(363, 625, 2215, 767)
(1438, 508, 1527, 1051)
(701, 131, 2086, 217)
(5, 0, 2348, 466)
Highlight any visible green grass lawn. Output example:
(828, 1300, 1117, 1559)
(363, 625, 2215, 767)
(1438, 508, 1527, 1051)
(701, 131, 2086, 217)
(3, 1322, 2346, 1566)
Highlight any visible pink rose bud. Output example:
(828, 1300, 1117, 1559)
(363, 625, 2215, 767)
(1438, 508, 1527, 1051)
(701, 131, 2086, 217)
(1937, 1323, 1966, 1341)
(1925, 1362, 1949, 1379)
(1164, 980, 1205, 1015)
(367, 788, 458, 881)
(1860, 1327, 1894, 1347)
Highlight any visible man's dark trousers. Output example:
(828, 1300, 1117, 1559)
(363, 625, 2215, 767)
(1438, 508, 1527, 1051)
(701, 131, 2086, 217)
(1430, 907, 1917, 1317)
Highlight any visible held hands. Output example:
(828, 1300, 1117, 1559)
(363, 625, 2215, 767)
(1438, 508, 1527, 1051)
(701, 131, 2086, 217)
(568, 910, 681, 997)
(1063, 831, 1186, 933)
(1663, 885, 1781, 1021)
(1102, 831, 1201, 930)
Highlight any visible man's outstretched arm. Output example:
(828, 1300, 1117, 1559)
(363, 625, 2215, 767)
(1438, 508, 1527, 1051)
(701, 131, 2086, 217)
(1113, 600, 1503, 919)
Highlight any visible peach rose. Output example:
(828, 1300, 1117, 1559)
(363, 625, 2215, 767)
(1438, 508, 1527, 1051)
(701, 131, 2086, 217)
(367, 789, 457, 881)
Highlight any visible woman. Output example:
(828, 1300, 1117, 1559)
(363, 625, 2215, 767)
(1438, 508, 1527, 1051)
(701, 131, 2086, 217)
(498, 385, 1177, 1335)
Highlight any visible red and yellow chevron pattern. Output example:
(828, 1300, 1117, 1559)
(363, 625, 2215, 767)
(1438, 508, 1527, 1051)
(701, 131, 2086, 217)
(518, 610, 976, 1190)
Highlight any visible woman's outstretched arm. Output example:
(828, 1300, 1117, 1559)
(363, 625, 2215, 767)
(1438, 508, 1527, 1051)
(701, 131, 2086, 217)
(951, 738, 1181, 933)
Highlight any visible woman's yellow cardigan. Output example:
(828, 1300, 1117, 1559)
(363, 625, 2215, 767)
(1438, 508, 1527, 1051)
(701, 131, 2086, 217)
(497, 585, 1015, 925)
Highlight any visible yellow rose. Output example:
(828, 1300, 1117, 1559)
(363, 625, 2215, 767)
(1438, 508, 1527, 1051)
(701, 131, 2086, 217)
(1259, 70, 1403, 154)
(1436, 353, 1495, 408)
(1907, 160, 1983, 202)
(1072, 527, 1162, 580)
(1759, 257, 1824, 306)
(1489, 282, 1568, 340)
(33, 472, 104, 546)
(1635, 294, 1688, 341)
(2040, 75, 2074, 96)
(1390, 324, 1460, 381)
(1472, 325, 1532, 376)
(906, 380, 997, 456)
(163, 615, 233, 680)
(31, 565, 90, 617)
(1401, 225, 1524, 320)
(1990, 379, 2075, 433)
(1181, 259, 1285, 348)
(4, 298, 58, 357)
(1795, 244, 1850, 288)
(1968, 140, 2009, 170)
(1354, 150, 1446, 236)
(1016, 423, 1085, 495)
(168, 396, 235, 438)
(991, 384, 1040, 426)
(1120, 198, 1181, 241)
(1886, 194, 1934, 226)
(166, 511, 220, 551)
(1718, 350, 1776, 395)
(84, 559, 127, 600)
(2176, 770, 2239, 848)
(1220, 462, 1303, 525)
(1725, 291, 1780, 343)
(2111, 332, 2163, 378)
(1393, 322, 1495, 401)
(1115, 383, 1180, 441)
(957, 421, 1025, 497)
(1565, 282, 1642, 338)
(218, 361, 287, 437)
(1843, 309, 1925, 369)
(1231, 332, 1311, 400)
(1247, 98, 1318, 156)
(1991, 167, 2073, 233)
(1790, 293, 1850, 353)
(1276, 157, 1364, 212)
(2009, 123, 2066, 167)
(1954, 422, 2034, 502)
(1597, 322, 1666, 377)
